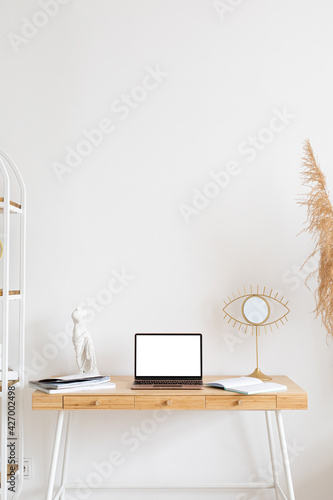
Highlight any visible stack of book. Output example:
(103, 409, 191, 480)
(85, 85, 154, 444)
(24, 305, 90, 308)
(29, 374, 115, 394)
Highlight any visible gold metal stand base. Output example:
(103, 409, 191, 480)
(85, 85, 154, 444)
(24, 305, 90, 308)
(248, 368, 272, 381)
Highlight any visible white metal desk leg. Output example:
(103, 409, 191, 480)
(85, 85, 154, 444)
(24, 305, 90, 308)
(265, 411, 279, 500)
(47, 411, 65, 500)
(60, 412, 72, 500)
(275, 410, 295, 500)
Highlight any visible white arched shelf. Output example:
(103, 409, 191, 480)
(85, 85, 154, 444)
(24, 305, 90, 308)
(0, 149, 26, 500)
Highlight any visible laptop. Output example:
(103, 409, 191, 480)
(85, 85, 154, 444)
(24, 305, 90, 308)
(131, 333, 203, 389)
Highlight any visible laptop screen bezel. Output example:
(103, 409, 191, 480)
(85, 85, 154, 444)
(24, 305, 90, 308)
(134, 333, 203, 380)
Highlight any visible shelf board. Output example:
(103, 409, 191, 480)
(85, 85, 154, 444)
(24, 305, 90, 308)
(0, 464, 19, 485)
(0, 380, 19, 390)
(0, 198, 22, 214)
(0, 290, 21, 300)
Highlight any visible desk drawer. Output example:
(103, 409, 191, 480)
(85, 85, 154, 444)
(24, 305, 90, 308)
(135, 396, 205, 410)
(206, 395, 276, 410)
(63, 395, 134, 410)
(32, 393, 63, 411)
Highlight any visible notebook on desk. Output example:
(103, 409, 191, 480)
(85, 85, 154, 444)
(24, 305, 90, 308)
(131, 333, 204, 390)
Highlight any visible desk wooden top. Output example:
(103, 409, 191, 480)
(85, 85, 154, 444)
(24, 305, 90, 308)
(32, 375, 307, 411)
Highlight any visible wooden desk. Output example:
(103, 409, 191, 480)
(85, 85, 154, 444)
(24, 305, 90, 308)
(32, 376, 307, 500)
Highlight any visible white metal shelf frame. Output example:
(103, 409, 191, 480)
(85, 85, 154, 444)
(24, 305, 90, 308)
(0, 150, 26, 500)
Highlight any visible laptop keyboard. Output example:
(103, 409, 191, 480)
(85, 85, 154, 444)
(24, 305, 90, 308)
(134, 380, 202, 386)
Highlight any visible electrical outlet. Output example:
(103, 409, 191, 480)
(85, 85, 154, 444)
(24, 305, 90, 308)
(23, 459, 32, 479)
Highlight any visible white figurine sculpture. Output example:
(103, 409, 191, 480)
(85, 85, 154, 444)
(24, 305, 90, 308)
(72, 306, 99, 375)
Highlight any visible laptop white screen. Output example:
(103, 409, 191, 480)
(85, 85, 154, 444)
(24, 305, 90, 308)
(135, 334, 202, 377)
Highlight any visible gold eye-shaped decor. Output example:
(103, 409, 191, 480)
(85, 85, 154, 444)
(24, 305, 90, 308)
(222, 285, 290, 381)
(0, 240, 3, 259)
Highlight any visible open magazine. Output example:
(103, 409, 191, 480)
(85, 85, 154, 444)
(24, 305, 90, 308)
(205, 377, 287, 395)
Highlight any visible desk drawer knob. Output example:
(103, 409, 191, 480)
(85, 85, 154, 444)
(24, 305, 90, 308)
(95, 400, 101, 406)
(237, 400, 244, 406)
(166, 400, 172, 406)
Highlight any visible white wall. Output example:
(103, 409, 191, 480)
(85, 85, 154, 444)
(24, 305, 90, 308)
(0, 0, 332, 498)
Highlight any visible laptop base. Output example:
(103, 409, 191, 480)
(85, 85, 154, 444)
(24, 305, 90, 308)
(131, 382, 204, 390)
